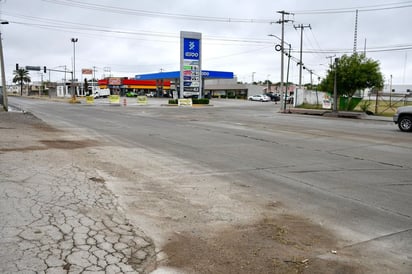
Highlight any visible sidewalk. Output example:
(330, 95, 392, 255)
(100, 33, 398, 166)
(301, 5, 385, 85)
(0, 112, 156, 273)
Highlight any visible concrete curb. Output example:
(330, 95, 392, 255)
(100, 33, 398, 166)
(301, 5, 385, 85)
(286, 108, 392, 122)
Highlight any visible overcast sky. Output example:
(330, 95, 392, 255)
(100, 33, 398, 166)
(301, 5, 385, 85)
(1, 0, 411, 86)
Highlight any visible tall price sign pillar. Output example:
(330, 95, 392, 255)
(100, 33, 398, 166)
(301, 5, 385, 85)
(180, 31, 202, 99)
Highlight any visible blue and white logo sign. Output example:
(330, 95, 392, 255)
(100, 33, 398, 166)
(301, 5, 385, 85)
(184, 38, 200, 60)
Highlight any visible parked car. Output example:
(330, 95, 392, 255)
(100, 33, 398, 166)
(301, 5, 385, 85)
(248, 94, 271, 102)
(125, 91, 138, 97)
(265, 93, 280, 102)
(393, 106, 412, 132)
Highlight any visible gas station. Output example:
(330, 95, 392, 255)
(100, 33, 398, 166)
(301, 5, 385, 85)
(135, 70, 234, 98)
(135, 31, 236, 99)
(97, 31, 259, 100)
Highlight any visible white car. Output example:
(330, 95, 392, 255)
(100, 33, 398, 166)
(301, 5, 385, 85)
(248, 94, 271, 102)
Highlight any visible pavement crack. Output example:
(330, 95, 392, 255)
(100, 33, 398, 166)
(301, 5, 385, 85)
(2, 159, 156, 273)
(328, 151, 404, 168)
(341, 228, 412, 250)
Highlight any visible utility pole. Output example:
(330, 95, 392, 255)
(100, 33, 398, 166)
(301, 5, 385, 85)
(326, 55, 336, 66)
(275, 10, 293, 112)
(333, 58, 339, 113)
(71, 38, 78, 98)
(40, 72, 43, 96)
(294, 23, 311, 107)
(308, 69, 313, 88)
(0, 21, 9, 111)
(389, 74, 393, 108)
(294, 24, 311, 89)
(353, 9, 359, 54)
(92, 66, 97, 92)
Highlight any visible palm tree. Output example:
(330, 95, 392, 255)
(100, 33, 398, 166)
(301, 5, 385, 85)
(13, 68, 31, 96)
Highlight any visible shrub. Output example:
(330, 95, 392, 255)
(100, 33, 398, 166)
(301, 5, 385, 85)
(193, 98, 209, 104)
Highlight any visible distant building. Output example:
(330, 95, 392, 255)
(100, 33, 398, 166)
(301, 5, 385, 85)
(382, 84, 412, 94)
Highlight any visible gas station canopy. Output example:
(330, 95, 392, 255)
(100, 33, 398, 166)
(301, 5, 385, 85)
(135, 70, 234, 80)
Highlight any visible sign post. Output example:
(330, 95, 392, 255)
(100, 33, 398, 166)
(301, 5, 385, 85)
(180, 31, 202, 99)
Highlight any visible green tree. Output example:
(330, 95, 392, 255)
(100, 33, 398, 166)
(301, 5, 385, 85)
(319, 54, 384, 108)
(13, 68, 31, 96)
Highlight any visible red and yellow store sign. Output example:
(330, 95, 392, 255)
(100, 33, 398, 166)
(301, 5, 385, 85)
(98, 78, 171, 90)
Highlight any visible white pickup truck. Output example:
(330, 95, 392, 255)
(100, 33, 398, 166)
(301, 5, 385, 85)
(93, 88, 110, 98)
(393, 106, 412, 132)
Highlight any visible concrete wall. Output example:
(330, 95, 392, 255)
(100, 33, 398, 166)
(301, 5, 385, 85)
(294, 88, 329, 106)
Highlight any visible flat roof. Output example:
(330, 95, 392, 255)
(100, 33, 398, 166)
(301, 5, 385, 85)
(135, 70, 234, 80)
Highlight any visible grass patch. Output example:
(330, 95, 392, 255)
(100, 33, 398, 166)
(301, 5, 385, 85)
(354, 99, 412, 116)
(297, 99, 412, 117)
(296, 103, 323, 109)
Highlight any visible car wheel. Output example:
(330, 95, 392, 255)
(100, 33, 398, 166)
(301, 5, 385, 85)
(398, 115, 412, 132)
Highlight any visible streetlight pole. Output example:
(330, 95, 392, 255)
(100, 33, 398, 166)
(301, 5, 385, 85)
(284, 44, 291, 110)
(71, 38, 78, 99)
(0, 21, 9, 111)
(268, 34, 292, 109)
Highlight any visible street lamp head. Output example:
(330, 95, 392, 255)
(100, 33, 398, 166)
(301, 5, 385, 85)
(71, 38, 78, 43)
(268, 34, 281, 40)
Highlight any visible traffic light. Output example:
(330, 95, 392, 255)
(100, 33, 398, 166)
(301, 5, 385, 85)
(16, 63, 19, 70)
(43, 66, 47, 73)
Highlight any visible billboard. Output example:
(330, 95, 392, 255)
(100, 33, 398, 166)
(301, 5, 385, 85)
(108, 77, 121, 85)
(82, 68, 93, 74)
(180, 31, 202, 98)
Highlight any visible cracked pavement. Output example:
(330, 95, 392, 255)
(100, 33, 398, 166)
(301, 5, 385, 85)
(0, 112, 156, 273)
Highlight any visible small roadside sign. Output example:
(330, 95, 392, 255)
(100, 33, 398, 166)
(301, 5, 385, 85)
(109, 95, 120, 104)
(86, 96, 94, 104)
(178, 98, 192, 107)
(137, 96, 148, 105)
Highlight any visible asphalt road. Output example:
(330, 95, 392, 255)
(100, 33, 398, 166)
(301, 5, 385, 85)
(9, 96, 412, 271)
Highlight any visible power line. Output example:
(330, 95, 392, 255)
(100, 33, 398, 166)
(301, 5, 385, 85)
(295, 45, 412, 54)
(5, 16, 273, 45)
(41, 0, 412, 22)
(292, 1, 412, 14)
(8, 14, 412, 55)
(41, 0, 273, 24)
